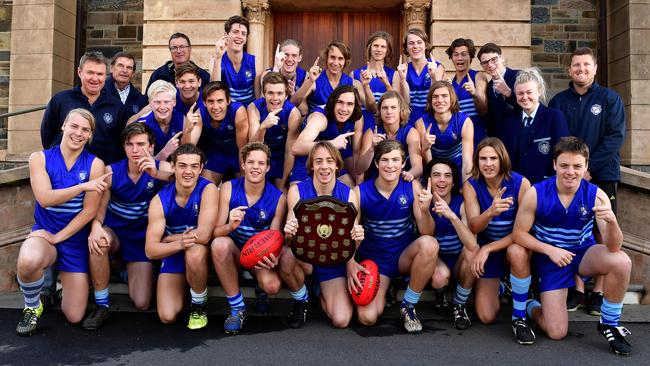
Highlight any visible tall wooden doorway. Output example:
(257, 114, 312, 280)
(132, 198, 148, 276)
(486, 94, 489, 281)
(273, 12, 403, 73)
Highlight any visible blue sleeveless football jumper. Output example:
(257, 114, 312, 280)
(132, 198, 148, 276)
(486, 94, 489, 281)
(357, 178, 417, 278)
(33, 146, 97, 273)
(198, 102, 244, 175)
(364, 123, 414, 180)
(104, 159, 165, 262)
(228, 177, 283, 249)
(532, 178, 598, 291)
(352, 65, 396, 132)
(289, 108, 356, 183)
(221, 51, 256, 106)
(421, 111, 468, 171)
(451, 70, 486, 146)
(467, 172, 524, 278)
(406, 60, 441, 126)
(306, 72, 353, 116)
(432, 194, 465, 271)
(174, 90, 205, 116)
(251, 97, 296, 180)
(296, 178, 351, 282)
(157, 177, 211, 273)
(140, 110, 185, 156)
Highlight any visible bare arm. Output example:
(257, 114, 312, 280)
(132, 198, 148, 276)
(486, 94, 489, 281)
(212, 181, 235, 237)
(145, 196, 183, 260)
(405, 128, 423, 180)
(594, 188, 624, 251)
(473, 72, 488, 115)
(281, 108, 302, 187)
(194, 183, 218, 244)
(234, 106, 250, 167)
(412, 179, 434, 235)
(291, 112, 327, 156)
(248, 102, 263, 142)
(461, 117, 474, 181)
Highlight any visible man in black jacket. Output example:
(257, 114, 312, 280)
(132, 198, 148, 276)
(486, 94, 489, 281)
(105, 52, 148, 117)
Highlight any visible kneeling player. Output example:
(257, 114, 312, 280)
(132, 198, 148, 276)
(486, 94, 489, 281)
(354, 140, 438, 333)
(16, 109, 106, 335)
(145, 144, 218, 329)
(211, 142, 286, 334)
(84, 123, 172, 330)
(513, 137, 632, 355)
(424, 157, 479, 330)
(280, 141, 364, 328)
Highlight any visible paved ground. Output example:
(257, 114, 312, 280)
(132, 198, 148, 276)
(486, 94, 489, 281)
(0, 294, 648, 366)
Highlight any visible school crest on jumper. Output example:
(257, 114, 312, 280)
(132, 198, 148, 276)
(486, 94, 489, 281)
(146, 180, 155, 190)
(399, 194, 408, 207)
(590, 104, 602, 116)
(538, 141, 550, 155)
(578, 204, 590, 219)
(245, 70, 253, 82)
(132, 105, 140, 114)
(258, 209, 267, 221)
(103, 113, 113, 124)
(78, 170, 87, 181)
(193, 203, 199, 214)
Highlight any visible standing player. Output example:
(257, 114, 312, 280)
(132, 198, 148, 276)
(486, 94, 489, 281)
(195, 81, 249, 185)
(83, 123, 172, 330)
(397, 29, 445, 126)
(415, 80, 474, 181)
(291, 41, 355, 116)
(514, 137, 632, 355)
(248, 72, 302, 190)
(462, 137, 535, 344)
(211, 143, 287, 334)
(290, 85, 363, 186)
(447, 38, 488, 146)
(212, 15, 261, 106)
(354, 140, 438, 333)
(351, 31, 399, 132)
(356, 91, 422, 182)
(280, 142, 364, 329)
(145, 144, 218, 329)
(477, 43, 520, 137)
(424, 157, 479, 330)
(16, 109, 106, 335)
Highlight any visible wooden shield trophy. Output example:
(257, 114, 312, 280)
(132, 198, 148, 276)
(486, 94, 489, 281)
(292, 196, 358, 266)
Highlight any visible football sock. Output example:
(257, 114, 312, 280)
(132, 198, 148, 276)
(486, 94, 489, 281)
(227, 292, 245, 314)
(18, 276, 44, 309)
(600, 297, 622, 326)
(511, 274, 531, 319)
(289, 285, 309, 302)
(402, 285, 421, 306)
(526, 299, 541, 318)
(190, 288, 208, 306)
(453, 285, 472, 305)
(94, 288, 110, 308)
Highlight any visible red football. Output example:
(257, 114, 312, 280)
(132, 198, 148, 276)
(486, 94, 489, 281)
(351, 259, 381, 306)
(240, 229, 284, 269)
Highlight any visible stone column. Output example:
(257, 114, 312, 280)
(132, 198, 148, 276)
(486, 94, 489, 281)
(607, 0, 650, 168)
(403, 0, 430, 33)
(7, 0, 77, 160)
(242, 0, 270, 73)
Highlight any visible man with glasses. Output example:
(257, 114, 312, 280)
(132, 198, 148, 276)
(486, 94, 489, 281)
(477, 43, 520, 137)
(146, 33, 210, 96)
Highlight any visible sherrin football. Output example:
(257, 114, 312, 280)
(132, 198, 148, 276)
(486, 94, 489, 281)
(240, 229, 284, 270)
(351, 259, 381, 306)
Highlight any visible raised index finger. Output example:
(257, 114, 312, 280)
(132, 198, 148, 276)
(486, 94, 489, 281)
(276, 44, 280, 54)
(399, 55, 403, 65)
(100, 171, 113, 180)
(433, 191, 444, 202)
(234, 205, 248, 212)
(270, 108, 283, 116)
(188, 101, 197, 114)
(496, 187, 507, 198)
(426, 123, 432, 134)
(342, 131, 355, 138)
(313, 57, 320, 67)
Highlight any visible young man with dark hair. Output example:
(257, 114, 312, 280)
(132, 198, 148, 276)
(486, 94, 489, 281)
(146, 33, 210, 95)
(514, 136, 632, 356)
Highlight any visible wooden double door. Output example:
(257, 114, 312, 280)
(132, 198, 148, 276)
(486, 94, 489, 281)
(273, 11, 402, 73)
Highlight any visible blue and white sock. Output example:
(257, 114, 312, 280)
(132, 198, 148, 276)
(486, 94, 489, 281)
(227, 292, 245, 314)
(190, 288, 208, 306)
(511, 274, 531, 319)
(94, 288, 110, 308)
(18, 276, 44, 309)
(289, 285, 309, 302)
(402, 285, 422, 306)
(526, 299, 541, 319)
(453, 285, 472, 305)
(600, 298, 623, 326)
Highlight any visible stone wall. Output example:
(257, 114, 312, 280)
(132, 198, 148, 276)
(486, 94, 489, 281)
(0, 2, 11, 150)
(531, 0, 599, 98)
(86, 0, 145, 89)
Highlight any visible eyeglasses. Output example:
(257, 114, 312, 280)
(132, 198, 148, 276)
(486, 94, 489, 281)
(169, 45, 190, 52)
(480, 56, 500, 66)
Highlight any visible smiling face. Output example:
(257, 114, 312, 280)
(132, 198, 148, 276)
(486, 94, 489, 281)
(554, 152, 587, 191)
(430, 163, 454, 198)
(78, 60, 107, 97)
(376, 148, 404, 183)
(478, 146, 501, 180)
(263, 82, 287, 111)
(569, 54, 597, 89)
(430, 87, 452, 114)
(311, 146, 338, 186)
(451, 46, 471, 73)
(242, 149, 270, 184)
(281, 44, 302, 74)
(204, 89, 229, 121)
(150, 91, 176, 122)
(175, 72, 201, 101)
(406, 34, 426, 61)
(226, 23, 248, 52)
(173, 153, 203, 189)
(61, 113, 93, 150)
(110, 56, 135, 87)
(333, 92, 356, 123)
(169, 37, 191, 65)
(478, 52, 504, 77)
(515, 81, 541, 114)
(326, 46, 346, 75)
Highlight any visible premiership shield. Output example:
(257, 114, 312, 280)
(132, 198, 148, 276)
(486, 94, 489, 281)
(292, 196, 358, 266)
